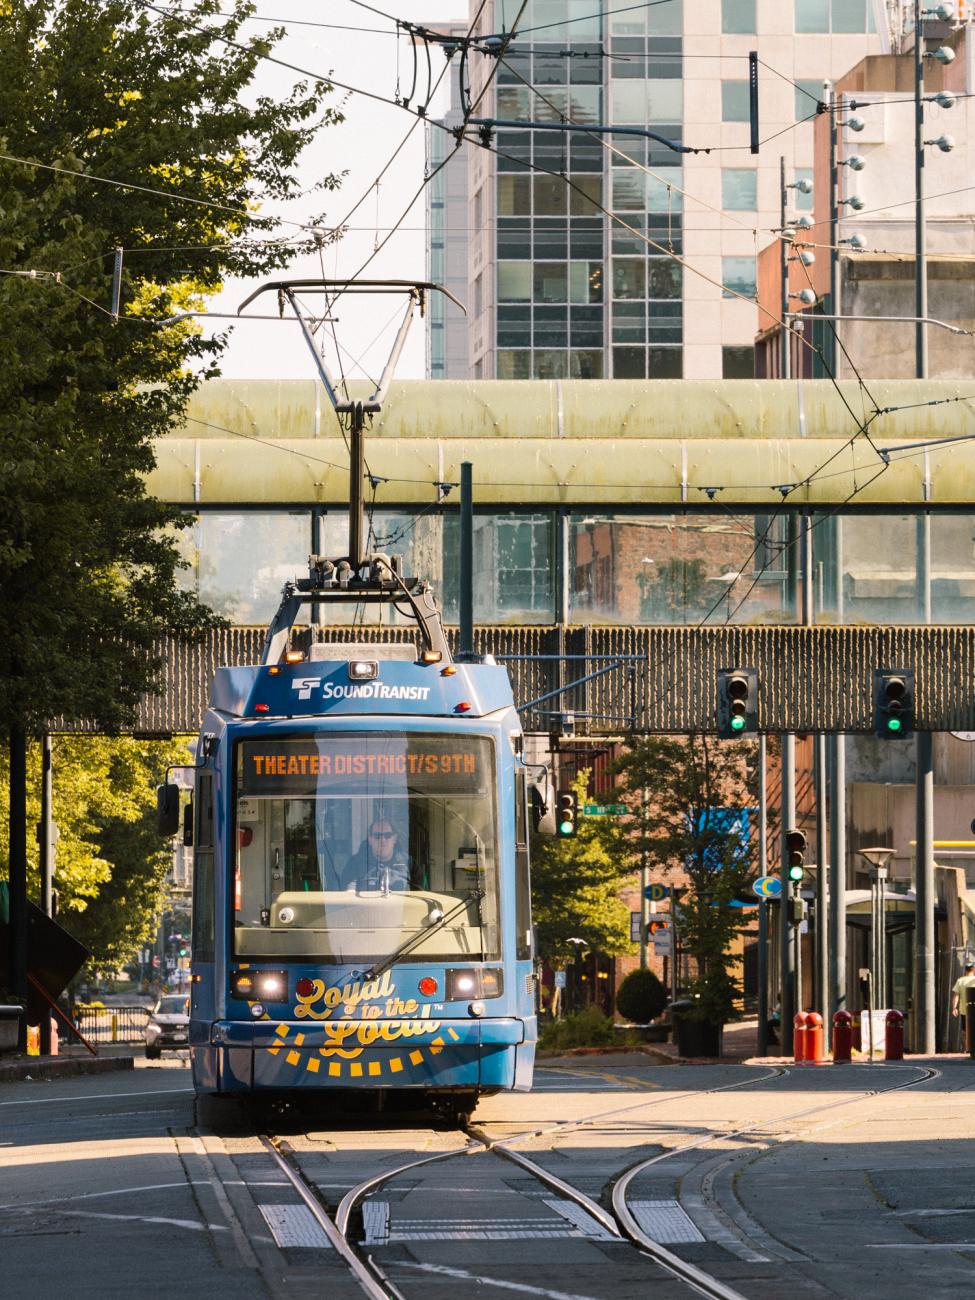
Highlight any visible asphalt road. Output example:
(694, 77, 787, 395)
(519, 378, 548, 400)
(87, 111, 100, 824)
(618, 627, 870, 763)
(1, 1054, 974, 1299)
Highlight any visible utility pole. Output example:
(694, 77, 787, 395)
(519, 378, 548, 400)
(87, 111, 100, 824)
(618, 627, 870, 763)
(757, 733, 769, 1057)
(640, 788, 650, 971)
(780, 733, 797, 1053)
(913, 0, 935, 1054)
(779, 155, 789, 378)
(460, 461, 474, 657)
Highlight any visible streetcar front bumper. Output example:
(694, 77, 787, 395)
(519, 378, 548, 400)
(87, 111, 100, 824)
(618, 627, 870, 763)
(195, 1016, 533, 1092)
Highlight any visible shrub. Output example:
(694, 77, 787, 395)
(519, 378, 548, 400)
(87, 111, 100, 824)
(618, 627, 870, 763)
(539, 1005, 618, 1051)
(615, 969, 668, 1025)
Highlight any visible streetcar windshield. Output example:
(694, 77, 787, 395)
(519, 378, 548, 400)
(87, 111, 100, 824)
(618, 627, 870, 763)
(233, 732, 500, 963)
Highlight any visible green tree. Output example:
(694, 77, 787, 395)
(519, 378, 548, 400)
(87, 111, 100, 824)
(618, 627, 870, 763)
(0, 736, 190, 977)
(613, 736, 757, 1025)
(530, 772, 634, 966)
(0, 0, 342, 1007)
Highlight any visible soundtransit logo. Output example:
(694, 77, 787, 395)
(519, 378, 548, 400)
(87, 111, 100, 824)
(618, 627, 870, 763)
(290, 678, 431, 702)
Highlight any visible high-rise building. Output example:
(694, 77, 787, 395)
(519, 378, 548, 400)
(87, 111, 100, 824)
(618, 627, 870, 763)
(427, 0, 886, 380)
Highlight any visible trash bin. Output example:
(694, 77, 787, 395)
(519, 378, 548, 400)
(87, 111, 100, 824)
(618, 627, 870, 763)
(669, 1000, 722, 1058)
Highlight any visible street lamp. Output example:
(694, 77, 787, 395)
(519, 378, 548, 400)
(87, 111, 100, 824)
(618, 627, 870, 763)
(858, 846, 895, 1030)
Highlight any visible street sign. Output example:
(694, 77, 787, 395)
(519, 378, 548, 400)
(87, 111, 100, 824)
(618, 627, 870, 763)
(630, 911, 642, 943)
(652, 927, 673, 955)
(752, 875, 783, 899)
(643, 883, 670, 902)
(584, 803, 627, 817)
(554, 970, 566, 989)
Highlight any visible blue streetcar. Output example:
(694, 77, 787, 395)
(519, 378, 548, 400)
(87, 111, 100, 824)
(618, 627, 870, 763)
(158, 556, 539, 1112)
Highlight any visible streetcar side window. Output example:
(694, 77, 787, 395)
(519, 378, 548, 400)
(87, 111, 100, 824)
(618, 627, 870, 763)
(514, 768, 533, 961)
(192, 771, 215, 961)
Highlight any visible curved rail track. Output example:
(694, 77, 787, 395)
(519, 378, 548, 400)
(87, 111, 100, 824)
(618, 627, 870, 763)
(236, 1062, 942, 1300)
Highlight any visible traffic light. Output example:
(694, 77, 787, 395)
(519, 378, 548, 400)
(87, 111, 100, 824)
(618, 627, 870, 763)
(716, 667, 758, 738)
(786, 828, 806, 883)
(556, 789, 578, 838)
(874, 668, 914, 739)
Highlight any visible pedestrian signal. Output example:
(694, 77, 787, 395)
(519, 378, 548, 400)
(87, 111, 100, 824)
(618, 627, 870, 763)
(648, 919, 669, 935)
(786, 828, 806, 882)
(556, 789, 578, 838)
(874, 668, 914, 739)
(716, 667, 758, 738)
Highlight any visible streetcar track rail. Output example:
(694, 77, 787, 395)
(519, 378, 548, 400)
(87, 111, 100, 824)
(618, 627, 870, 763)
(223, 1063, 941, 1300)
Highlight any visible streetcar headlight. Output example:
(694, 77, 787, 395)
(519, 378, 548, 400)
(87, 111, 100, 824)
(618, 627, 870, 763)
(250, 1002, 266, 1018)
(231, 969, 287, 1002)
(278, 906, 295, 925)
(446, 968, 503, 1001)
(348, 660, 378, 681)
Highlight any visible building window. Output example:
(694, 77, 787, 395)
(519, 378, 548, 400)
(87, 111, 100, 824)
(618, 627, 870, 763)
(534, 174, 568, 215)
(646, 167, 683, 212)
(613, 346, 646, 377)
(722, 0, 755, 32)
(721, 80, 751, 122)
(795, 0, 871, 32)
(722, 256, 757, 299)
(612, 258, 646, 299)
(533, 349, 568, 379)
(649, 347, 682, 377)
(498, 262, 532, 302)
(498, 175, 531, 215)
(794, 79, 822, 120)
(722, 168, 757, 211)
(533, 262, 568, 303)
(648, 259, 682, 298)
(569, 261, 603, 303)
(497, 350, 530, 378)
(723, 345, 755, 378)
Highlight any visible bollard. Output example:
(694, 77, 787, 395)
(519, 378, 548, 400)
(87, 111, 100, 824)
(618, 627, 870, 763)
(26, 1024, 40, 1056)
(111, 1012, 118, 1044)
(806, 1011, 825, 1063)
(832, 1010, 853, 1063)
(793, 1012, 809, 1063)
(49, 1017, 59, 1057)
(885, 1009, 905, 1061)
(852, 1014, 862, 1052)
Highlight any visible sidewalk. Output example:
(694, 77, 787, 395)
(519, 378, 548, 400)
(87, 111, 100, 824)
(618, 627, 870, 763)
(0, 1042, 135, 1083)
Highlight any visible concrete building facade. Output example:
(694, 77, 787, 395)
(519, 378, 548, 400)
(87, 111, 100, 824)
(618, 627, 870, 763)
(427, 0, 890, 380)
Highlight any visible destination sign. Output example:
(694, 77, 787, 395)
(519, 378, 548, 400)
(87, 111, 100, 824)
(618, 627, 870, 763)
(240, 735, 491, 797)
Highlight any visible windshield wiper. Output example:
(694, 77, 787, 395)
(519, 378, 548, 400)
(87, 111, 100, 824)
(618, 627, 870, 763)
(363, 888, 483, 983)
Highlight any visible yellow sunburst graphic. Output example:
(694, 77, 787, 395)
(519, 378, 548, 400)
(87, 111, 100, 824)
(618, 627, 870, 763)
(265, 1022, 463, 1077)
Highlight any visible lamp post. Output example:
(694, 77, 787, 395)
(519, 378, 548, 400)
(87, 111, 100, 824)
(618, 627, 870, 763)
(858, 847, 896, 1039)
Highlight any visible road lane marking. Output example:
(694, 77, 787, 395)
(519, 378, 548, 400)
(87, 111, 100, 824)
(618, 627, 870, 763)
(0, 1086, 194, 1107)
(0, 1206, 226, 1232)
(394, 1261, 601, 1299)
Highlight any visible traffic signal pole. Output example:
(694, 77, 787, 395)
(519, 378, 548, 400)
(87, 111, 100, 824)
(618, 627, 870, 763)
(780, 735, 797, 1054)
(640, 788, 649, 971)
(757, 734, 769, 1057)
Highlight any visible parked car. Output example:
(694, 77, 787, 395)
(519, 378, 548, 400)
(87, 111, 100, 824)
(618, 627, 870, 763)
(145, 994, 190, 1059)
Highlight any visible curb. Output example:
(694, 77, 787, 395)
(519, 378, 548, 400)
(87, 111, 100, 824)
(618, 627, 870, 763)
(0, 1054, 135, 1084)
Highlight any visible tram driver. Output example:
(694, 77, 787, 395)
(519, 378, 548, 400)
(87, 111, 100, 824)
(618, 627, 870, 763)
(340, 813, 412, 893)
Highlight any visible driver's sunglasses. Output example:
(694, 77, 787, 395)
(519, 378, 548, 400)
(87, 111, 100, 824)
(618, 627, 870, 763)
(369, 830, 395, 840)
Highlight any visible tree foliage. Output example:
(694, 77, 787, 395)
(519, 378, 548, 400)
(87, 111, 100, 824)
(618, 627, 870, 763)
(613, 736, 758, 1024)
(0, 735, 190, 973)
(0, 0, 343, 734)
(530, 772, 635, 965)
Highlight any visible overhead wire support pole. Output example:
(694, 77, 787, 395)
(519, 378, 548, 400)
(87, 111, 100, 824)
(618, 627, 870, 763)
(460, 462, 473, 657)
(780, 156, 789, 377)
(757, 733, 769, 1057)
(913, 0, 935, 1056)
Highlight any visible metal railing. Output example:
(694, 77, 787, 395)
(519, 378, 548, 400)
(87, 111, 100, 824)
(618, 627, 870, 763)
(72, 1004, 150, 1044)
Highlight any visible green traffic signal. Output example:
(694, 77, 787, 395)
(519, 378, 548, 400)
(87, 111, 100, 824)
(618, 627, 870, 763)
(788, 863, 804, 882)
(730, 716, 746, 732)
(887, 717, 902, 734)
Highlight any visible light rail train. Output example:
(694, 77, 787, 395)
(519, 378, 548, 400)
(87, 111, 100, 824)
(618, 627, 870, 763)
(158, 554, 540, 1115)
